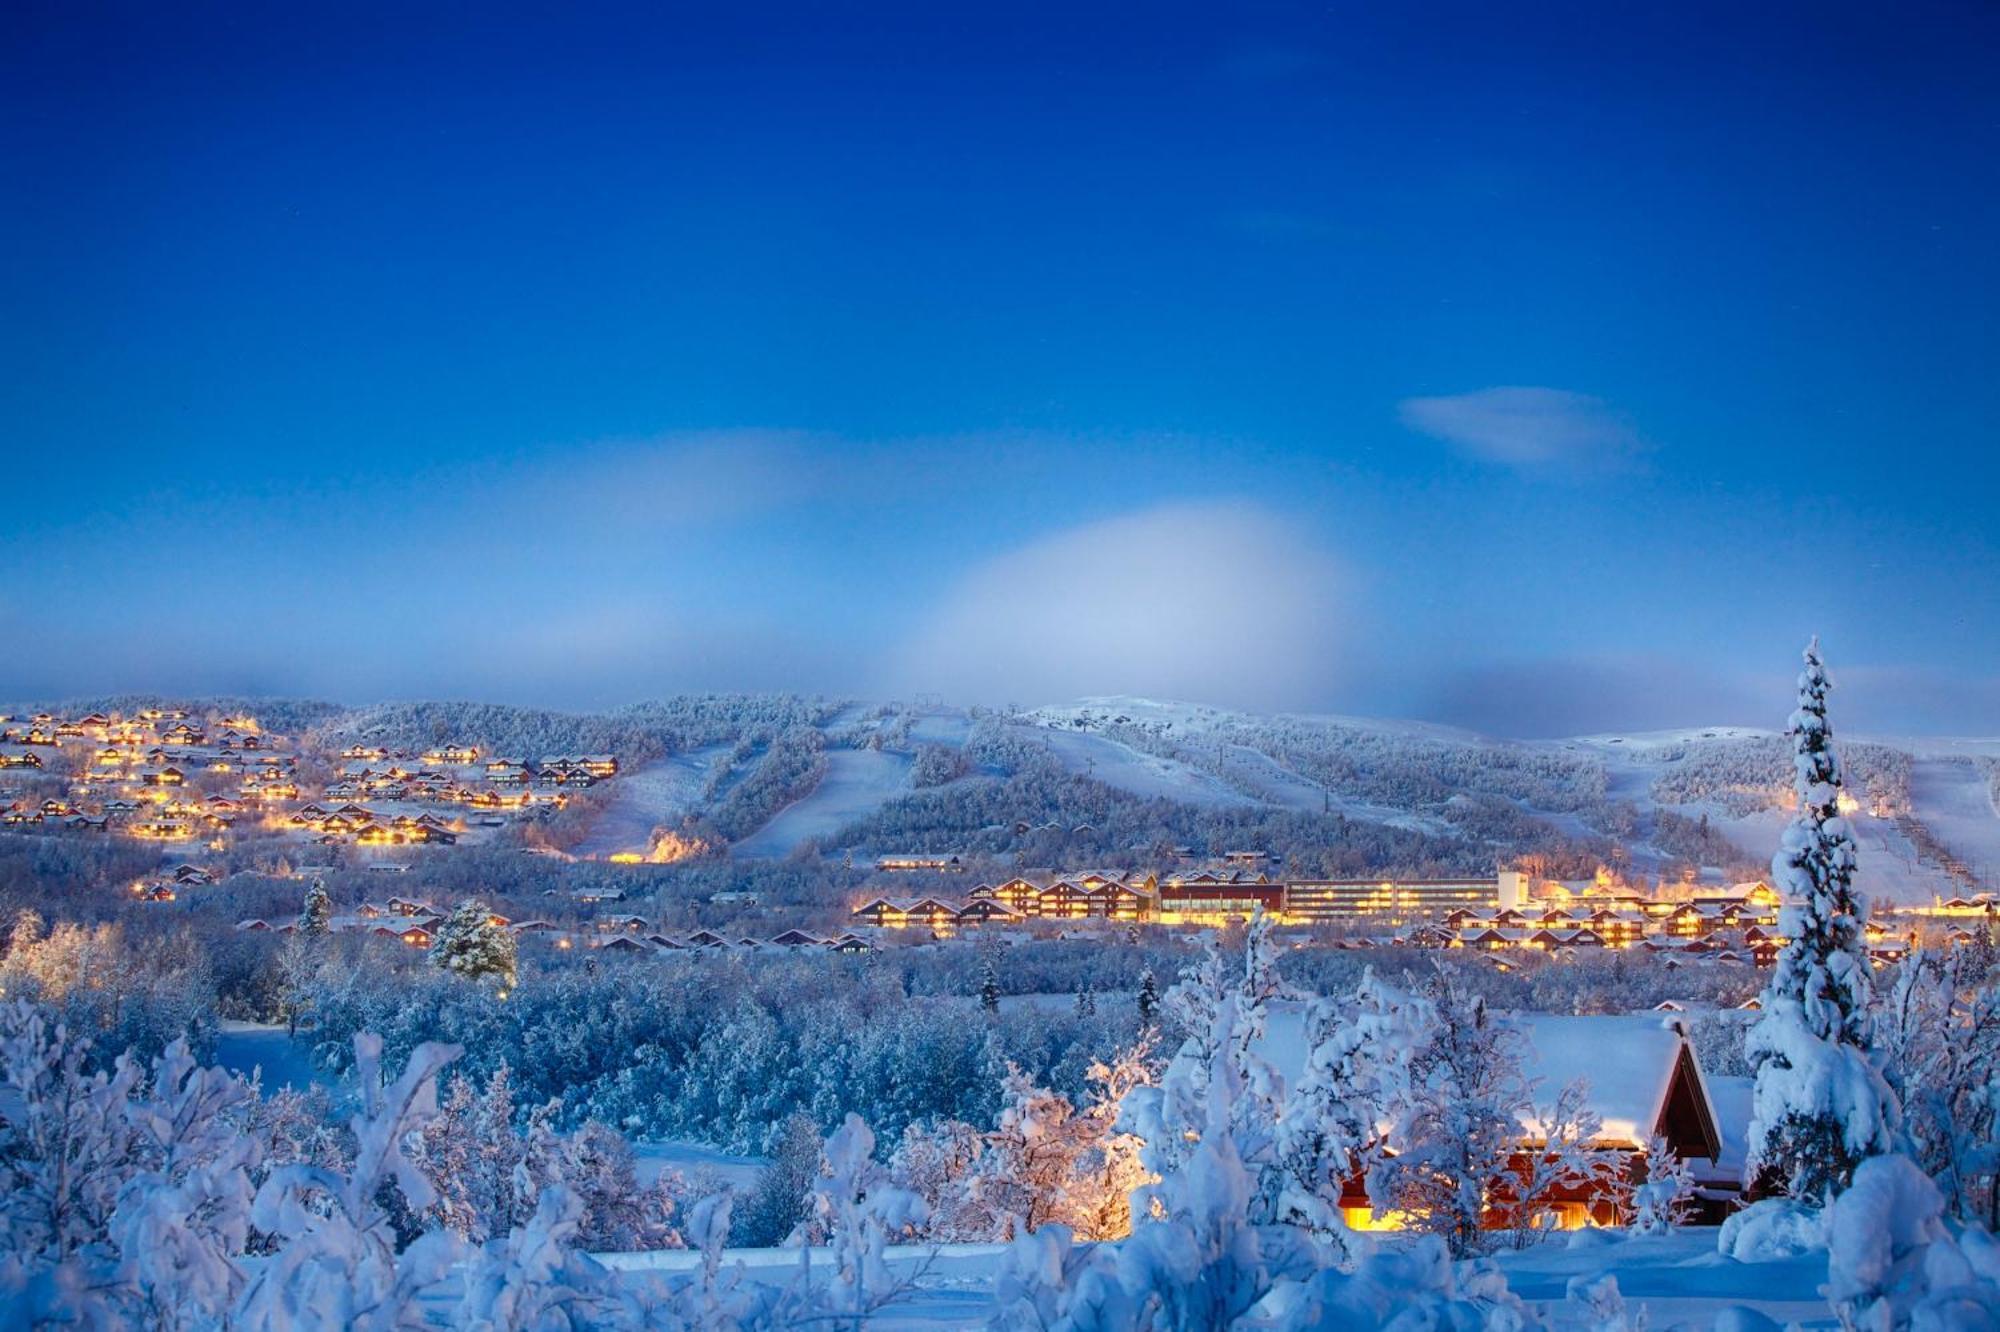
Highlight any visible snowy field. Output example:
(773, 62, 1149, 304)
(213, 1020, 327, 1093)
(633, 1140, 766, 1193)
(583, 1229, 1839, 1328)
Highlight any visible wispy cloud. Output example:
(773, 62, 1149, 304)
(1398, 387, 1644, 474)
(888, 501, 1350, 711)
(476, 429, 824, 532)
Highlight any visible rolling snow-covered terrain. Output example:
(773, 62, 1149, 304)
(67, 689, 1992, 896)
(528, 693, 1997, 901)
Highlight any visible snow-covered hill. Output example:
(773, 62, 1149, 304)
(695, 695, 1997, 900)
(59, 690, 1996, 896)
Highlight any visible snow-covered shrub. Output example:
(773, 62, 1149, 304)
(234, 1034, 467, 1328)
(1629, 1134, 1695, 1236)
(973, 1065, 1101, 1239)
(1910, 1224, 2000, 1330)
(891, 1116, 992, 1241)
(0, 1003, 264, 1328)
(1565, 1272, 1644, 1332)
(804, 1114, 928, 1316)
(1823, 1153, 1948, 1329)
(1879, 948, 2000, 1225)
(1505, 1078, 1625, 1246)
(1716, 1195, 1827, 1262)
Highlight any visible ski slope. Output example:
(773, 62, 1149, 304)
(572, 745, 732, 858)
(731, 748, 915, 858)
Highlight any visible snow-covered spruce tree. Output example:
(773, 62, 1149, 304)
(429, 900, 518, 990)
(1264, 967, 1418, 1256)
(981, 957, 1002, 1016)
(1130, 931, 1234, 1182)
(1134, 915, 1363, 1243)
(1136, 968, 1160, 1029)
(1744, 638, 1898, 1204)
(1264, 1000, 1362, 1251)
(297, 879, 332, 936)
(733, 1110, 821, 1246)
(275, 931, 319, 1038)
(1110, 994, 1314, 1329)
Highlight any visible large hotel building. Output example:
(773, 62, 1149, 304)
(1277, 871, 1529, 924)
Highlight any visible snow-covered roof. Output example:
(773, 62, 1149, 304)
(1510, 1014, 1695, 1148)
(1701, 1073, 1755, 1186)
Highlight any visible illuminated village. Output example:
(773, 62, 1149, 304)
(845, 864, 1991, 970)
(0, 707, 611, 853)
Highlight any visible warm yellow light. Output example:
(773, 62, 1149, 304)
(1341, 1207, 1416, 1233)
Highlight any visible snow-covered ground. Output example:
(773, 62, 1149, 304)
(633, 1139, 765, 1193)
(588, 1229, 1838, 1328)
(1024, 724, 1255, 808)
(1490, 1227, 1833, 1327)
(1908, 756, 2000, 883)
(732, 748, 915, 858)
(213, 1020, 328, 1093)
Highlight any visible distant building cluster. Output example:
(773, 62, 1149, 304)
(851, 867, 1942, 967)
(1, 709, 298, 844)
(0, 708, 624, 864)
(852, 868, 1532, 930)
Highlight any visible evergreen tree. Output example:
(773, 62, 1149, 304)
(979, 957, 1000, 1016)
(297, 879, 332, 936)
(1136, 967, 1160, 1028)
(1072, 983, 1095, 1018)
(733, 1111, 822, 1246)
(1744, 638, 1898, 1203)
(428, 901, 518, 991)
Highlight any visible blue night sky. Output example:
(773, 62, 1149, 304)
(4, 1, 1997, 735)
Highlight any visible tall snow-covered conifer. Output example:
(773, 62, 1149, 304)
(429, 901, 518, 991)
(1744, 638, 1898, 1202)
(297, 879, 331, 936)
